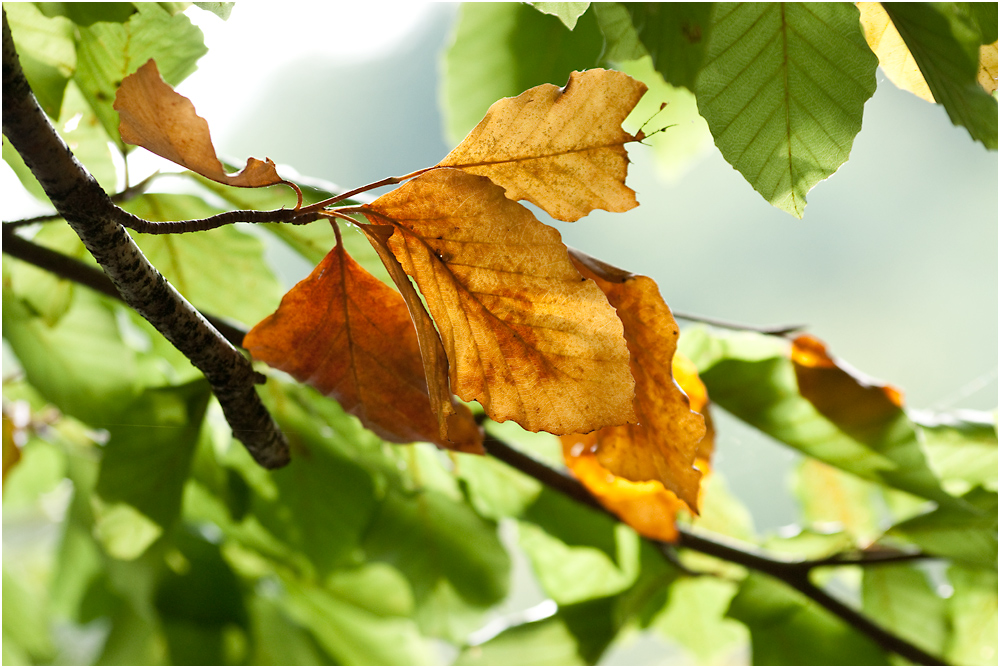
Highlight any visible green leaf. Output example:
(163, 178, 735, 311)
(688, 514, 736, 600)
(35, 2, 137, 26)
(442, 2, 604, 143)
(862, 564, 947, 657)
(528, 2, 591, 30)
(193, 3, 235, 21)
(5, 2, 76, 117)
(887, 487, 998, 570)
(458, 597, 618, 665)
(93, 380, 211, 558)
(680, 328, 954, 505)
(60, 81, 119, 191)
(652, 577, 746, 664)
(592, 3, 647, 62)
(3, 135, 49, 203)
(2, 287, 140, 426)
(727, 572, 887, 665)
(623, 2, 713, 90)
(281, 579, 434, 666)
(912, 409, 998, 494)
(694, 3, 878, 217)
(968, 3, 998, 44)
(363, 488, 510, 609)
(121, 194, 283, 326)
(456, 451, 543, 521)
(7, 222, 86, 327)
(793, 459, 881, 543)
(518, 489, 640, 604)
(945, 565, 999, 665)
(247, 594, 330, 666)
(883, 3, 998, 150)
(73, 4, 207, 150)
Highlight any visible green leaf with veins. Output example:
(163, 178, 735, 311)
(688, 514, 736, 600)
(4, 2, 76, 117)
(694, 3, 877, 217)
(623, 2, 714, 91)
(862, 564, 947, 657)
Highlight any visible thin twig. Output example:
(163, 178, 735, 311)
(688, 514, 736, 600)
(298, 166, 434, 213)
(116, 206, 322, 234)
(672, 310, 805, 337)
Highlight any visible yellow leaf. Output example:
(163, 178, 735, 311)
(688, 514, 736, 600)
(244, 240, 482, 453)
(979, 41, 998, 95)
(438, 69, 647, 222)
(858, 2, 935, 102)
(563, 250, 706, 510)
(115, 59, 287, 189)
(363, 168, 635, 435)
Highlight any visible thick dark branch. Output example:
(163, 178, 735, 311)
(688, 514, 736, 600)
(116, 206, 322, 234)
(2, 10, 287, 468)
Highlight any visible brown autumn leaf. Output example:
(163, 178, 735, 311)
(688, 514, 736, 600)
(243, 239, 482, 453)
(114, 59, 286, 189)
(560, 351, 714, 543)
(791, 333, 905, 445)
(362, 168, 636, 435)
(438, 69, 647, 222)
(562, 250, 706, 509)
(979, 41, 999, 96)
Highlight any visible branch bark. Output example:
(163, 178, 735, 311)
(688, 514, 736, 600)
(2, 9, 288, 469)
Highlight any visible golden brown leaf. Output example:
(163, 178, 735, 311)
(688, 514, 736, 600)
(363, 168, 635, 435)
(438, 69, 647, 222)
(792, 333, 904, 444)
(115, 60, 286, 189)
(564, 250, 706, 510)
(563, 436, 687, 542)
(858, 2, 935, 102)
(244, 240, 482, 453)
(560, 350, 714, 543)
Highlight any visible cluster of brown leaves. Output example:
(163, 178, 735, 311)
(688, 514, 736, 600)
(115, 60, 711, 539)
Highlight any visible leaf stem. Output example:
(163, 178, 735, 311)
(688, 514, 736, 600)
(298, 166, 434, 213)
(672, 310, 805, 337)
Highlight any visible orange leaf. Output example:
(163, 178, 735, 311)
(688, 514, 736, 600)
(565, 250, 707, 510)
(563, 437, 687, 543)
(438, 69, 647, 222)
(244, 240, 482, 453)
(363, 168, 635, 435)
(791, 333, 905, 444)
(114, 60, 286, 189)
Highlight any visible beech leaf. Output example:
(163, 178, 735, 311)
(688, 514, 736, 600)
(244, 240, 482, 454)
(858, 2, 935, 102)
(114, 59, 286, 189)
(363, 168, 635, 435)
(563, 250, 706, 509)
(438, 69, 647, 222)
(560, 349, 714, 543)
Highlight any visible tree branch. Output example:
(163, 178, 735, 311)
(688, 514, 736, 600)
(2, 9, 288, 469)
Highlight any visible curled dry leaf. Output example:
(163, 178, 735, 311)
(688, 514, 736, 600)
(243, 240, 482, 453)
(438, 69, 647, 222)
(791, 333, 905, 445)
(563, 250, 706, 509)
(363, 168, 635, 435)
(561, 352, 713, 543)
(115, 59, 286, 189)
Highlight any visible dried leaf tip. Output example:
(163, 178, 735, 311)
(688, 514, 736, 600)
(114, 59, 297, 200)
